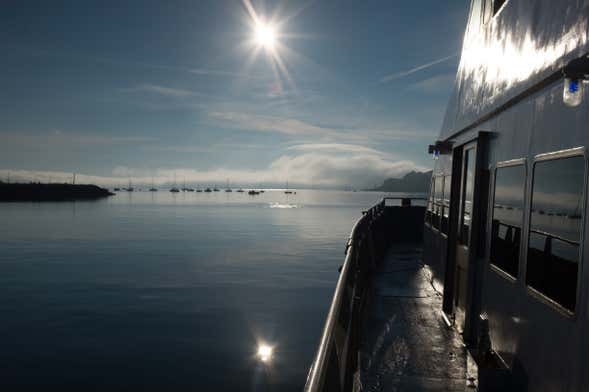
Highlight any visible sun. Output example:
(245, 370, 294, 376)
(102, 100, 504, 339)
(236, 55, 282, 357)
(254, 21, 277, 49)
(241, 0, 296, 91)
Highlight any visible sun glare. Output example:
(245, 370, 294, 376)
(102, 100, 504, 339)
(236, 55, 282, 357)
(257, 343, 274, 363)
(255, 22, 277, 49)
(242, 0, 296, 92)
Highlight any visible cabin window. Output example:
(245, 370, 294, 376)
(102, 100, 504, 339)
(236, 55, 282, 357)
(492, 0, 506, 15)
(458, 149, 475, 245)
(482, 0, 507, 24)
(433, 176, 444, 230)
(441, 175, 451, 234)
(426, 177, 435, 225)
(490, 164, 525, 278)
(526, 155, 585, 313)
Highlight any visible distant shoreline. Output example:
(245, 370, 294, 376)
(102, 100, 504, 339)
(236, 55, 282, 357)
(364, 170, 432, 193)
(0, 182, 114, 202)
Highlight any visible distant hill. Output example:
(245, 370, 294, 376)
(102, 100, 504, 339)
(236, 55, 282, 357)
(366, 170, 432, 192)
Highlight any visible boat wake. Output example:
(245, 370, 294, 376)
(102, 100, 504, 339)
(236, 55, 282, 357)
(268, 202, 298, 209)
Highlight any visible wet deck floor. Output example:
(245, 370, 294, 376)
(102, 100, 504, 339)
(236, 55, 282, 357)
(358, 244, 472, 391)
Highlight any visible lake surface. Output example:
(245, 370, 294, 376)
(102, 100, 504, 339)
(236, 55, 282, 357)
(0, 189, 414, 390)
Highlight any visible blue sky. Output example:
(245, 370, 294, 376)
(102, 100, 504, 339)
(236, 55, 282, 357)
(0, 0, 468, 187)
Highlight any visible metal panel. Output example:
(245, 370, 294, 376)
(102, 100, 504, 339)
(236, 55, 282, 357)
(440, 0, 589, 141)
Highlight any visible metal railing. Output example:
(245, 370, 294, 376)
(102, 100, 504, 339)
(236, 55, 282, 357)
(304, 197, 425, 392)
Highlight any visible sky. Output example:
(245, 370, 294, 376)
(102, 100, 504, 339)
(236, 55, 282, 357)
(0, 0, 469, 188)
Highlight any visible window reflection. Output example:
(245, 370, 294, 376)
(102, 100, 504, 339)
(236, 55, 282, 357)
(459, 149, 476, 246)
(490, 165, 524, 278)
(433, 176, 444, 230)
(526, 156, 585, 313)
(441, 175, 451, 234)
(426, 176, 434, 225)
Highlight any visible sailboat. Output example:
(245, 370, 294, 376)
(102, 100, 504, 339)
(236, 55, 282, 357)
(126, 179, 134, 192)
(149, 176, 157, 192)
(170, 173, 180, 193)
(284, 180, 293, 194)
(225, 179, 232, 192)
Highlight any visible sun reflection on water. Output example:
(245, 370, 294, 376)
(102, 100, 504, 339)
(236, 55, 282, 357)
(257, 343, 274, 363)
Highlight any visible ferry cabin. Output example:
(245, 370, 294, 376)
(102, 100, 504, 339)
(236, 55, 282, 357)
(424, 0, 589, 390)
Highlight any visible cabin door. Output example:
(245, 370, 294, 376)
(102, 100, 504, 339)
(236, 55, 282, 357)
(452, 142, 477, 333)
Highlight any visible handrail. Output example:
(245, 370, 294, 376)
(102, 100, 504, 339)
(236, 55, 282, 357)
(304, 197, 424, 392)
(530, 228, 580, 246)
(304, 206, 370, 391)
(382, 196, 427, 200)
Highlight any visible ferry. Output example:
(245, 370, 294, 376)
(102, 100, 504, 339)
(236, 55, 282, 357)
(305, 1, 589, 391)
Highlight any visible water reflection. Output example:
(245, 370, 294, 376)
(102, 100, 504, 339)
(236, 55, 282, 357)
(257, 343, 274, 363)
(526, 156, 585, 312)
(0, 190, 415, 390)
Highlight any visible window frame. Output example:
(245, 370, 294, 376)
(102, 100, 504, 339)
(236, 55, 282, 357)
(489, 158, 527, 282)
(482, 0, 509, 25)
(491, 0, 509, 18)
(525, 147, 587, 317)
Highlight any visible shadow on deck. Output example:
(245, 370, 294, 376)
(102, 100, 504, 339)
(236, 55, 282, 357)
(358, 244, 471, 391)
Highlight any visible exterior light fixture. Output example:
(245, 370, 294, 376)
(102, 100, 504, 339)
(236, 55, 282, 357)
(562, 56, 589, 107)
(428, 141, 453, 159)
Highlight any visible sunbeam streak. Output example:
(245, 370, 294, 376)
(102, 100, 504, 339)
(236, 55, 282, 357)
(242, 0, 297, 94)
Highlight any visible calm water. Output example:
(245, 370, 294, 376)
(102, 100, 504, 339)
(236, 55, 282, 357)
(0, 190, 406, 390)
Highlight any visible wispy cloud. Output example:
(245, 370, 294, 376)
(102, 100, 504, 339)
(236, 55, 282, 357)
(189, 68, 265, 80)
(380, 53, 458, 83)
(409, 73, 456, 94)
(0, 131, 157, 146)
(209, 111, 428, 142)
(142, 143, 266, 154)
(119, 83, 198, 98)
(210, 111, 331, 136)
(286, 143, 391, 157)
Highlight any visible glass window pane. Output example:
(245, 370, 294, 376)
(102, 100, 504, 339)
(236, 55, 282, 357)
(427, 177, 434, 211)
(459, 149, 476, 245)
(530, 157, 584, 242)
(435, 176, 444, 201)
(426, 177, 434, 224)
(526, 156, 585, 312)
(443, 175, 452, 213)
(493, 0, 506, 15)
(490, 165, 525, 278)
(441, 175, 451, 234)
(433, 176, 444, 229)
